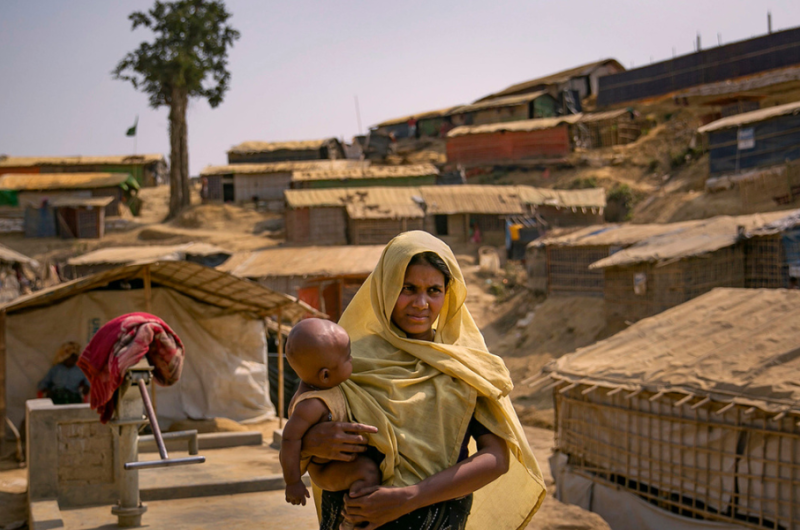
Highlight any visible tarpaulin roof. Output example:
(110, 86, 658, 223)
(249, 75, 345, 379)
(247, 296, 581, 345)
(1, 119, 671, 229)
(477, 59, 624, 101)
(67, 243, 230, 266)
(292, 163, 438, 182)
(0, 172, 138, 191)
(0, 154, 165, 167)
(0, 244, 37, 266)
(698, 100, 800, 133)
(0, 260, 323, 321)
(529, 222, 695, 249)
(200, 160, 367, 176)
(447, 91, 550, 115)
(286, 185, 606, 215)
(49, 196, 114, 208)
(421, 185, 524, 215)
(227, 138, 337, 154)
(374, 107, 462, 128)
(546, 287, 800, 412)
(447, 115, 583, 137)
(590, 210, 799, 269)
(219, 245, 385, 278)
(517, 187, 606, 209)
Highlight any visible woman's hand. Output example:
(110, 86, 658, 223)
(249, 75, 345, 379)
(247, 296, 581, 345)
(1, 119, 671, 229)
(343, 485, 420, 530)
(300, 421, 378, 462)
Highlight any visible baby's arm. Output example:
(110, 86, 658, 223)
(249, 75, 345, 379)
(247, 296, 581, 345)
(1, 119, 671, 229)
(280, 398, 330, 505)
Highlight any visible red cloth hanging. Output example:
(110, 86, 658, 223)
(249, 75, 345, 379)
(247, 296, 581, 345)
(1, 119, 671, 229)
(77, 312, 185, 424)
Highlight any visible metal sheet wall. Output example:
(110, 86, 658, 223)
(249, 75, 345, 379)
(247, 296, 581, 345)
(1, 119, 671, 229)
(708, 113, 800, 175)
(598, 27, 800, 106)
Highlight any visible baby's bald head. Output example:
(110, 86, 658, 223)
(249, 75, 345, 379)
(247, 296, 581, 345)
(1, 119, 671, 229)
(285, 318, 352, 389)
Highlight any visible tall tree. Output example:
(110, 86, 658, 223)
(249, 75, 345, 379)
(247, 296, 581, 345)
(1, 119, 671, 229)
(114, 0, 240, 219)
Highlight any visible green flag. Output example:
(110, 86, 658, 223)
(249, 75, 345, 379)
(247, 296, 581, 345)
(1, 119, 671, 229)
(126, 116, 138, 137)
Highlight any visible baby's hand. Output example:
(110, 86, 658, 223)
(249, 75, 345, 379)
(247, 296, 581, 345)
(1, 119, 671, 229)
(285, 481, 310, 505)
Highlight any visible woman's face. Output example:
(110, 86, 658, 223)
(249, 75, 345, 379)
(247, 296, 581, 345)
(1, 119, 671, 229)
(391, 262, 446, 341)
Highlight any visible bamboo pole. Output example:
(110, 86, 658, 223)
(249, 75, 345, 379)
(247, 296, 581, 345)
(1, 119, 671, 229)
(143, 265, 156, 414)
(277, 308, 284, 428)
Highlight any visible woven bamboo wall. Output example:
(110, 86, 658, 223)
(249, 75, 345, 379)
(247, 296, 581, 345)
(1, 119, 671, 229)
(604, 246, 745, 322)
(285, 207, 347, 245)
(555, 384, 800, 530)
(348, 218, 424, 245)
(745, 235, 787, 288)
(547, 245, 609, 297)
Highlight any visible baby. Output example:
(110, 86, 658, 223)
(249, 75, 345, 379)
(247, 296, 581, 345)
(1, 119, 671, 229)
(280, 318, 380, 516)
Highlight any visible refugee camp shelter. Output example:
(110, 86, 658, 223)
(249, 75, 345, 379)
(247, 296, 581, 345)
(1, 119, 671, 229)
(598, 25, 800, 106)
(526, 222, 689, 296)
(445, 91, 559, 127)
(699, 100, 800, 177)
(64, 243, 231, 279)
(0, 244, 38, 303)
(0, 260, 321, 436)
(517, 187, 606, 227)
(290, 164, 438, 189)
(220, 245, 384, 320)
(542, 288, 800, 530)
(477, 59, 625, 104)
(590, 211, 792, 322)
(422, 185, 526, 246)
(0, 154, 166, 187)
(284, 187, 425, 245)
(743, 209, 800, 289)
(371, 107, 461, 139)
(201, 160, 367, 208)
(226, 138, 345, 164)
(0, 172, 139, 217)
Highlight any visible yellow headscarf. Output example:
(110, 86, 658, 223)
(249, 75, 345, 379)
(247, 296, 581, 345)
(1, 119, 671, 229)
(337, 231, 546, 530)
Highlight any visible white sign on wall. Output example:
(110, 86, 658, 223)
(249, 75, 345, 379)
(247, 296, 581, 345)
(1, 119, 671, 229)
(738, 127, 755, 150)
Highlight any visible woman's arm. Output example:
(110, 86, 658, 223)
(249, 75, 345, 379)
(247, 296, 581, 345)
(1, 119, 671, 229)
(343, 431, 510, 529)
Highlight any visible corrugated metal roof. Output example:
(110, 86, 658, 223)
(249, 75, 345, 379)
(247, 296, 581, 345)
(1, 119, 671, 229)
(49, 196, 114, 208)
(67, 243, 230, 266)
(375, 107, 462, 128)
(227, 138, 336, 154)
(292, 164, 438, 182)
(698, 100, 800, 133)
(518, 187, 606, 209)
(0, 244, 37, 266)
(0, 172, 136, 191)
(446, 91, 549, 115)
(219, 245, 385, 278)
(589, 210, 799, 269)
(547, 288, 800, 412)
(200, 160, 367, 176)
(447, 115, 583, 137)
(0, 260, 323, 321)
(477, 59, 624, 101)
(0, 154, 165, 168)
(421, 185, 524, 215)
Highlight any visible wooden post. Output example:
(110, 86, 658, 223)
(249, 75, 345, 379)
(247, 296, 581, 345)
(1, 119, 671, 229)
(143, 265, 156, 414)
(277, 308, 284, 428)
(0, 310, 5, 457)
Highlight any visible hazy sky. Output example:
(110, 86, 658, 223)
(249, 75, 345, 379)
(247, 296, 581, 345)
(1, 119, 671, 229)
(2, 1, 799, 175)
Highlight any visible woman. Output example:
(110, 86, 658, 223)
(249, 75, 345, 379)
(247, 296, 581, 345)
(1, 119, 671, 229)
(301, 231, 545, 529)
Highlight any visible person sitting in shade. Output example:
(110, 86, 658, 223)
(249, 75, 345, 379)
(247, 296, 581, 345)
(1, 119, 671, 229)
(38, 341, 90, 404)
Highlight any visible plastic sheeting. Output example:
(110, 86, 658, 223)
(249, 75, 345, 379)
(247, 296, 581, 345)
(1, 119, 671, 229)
(6, 288, 274, 428)
(551, 452, 748, 530)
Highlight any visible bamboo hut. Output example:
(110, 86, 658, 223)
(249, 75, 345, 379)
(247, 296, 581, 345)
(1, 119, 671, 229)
(591, 212, 794, 322)
(0, 260, 323, 445)
(541, 288, 800, 530)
